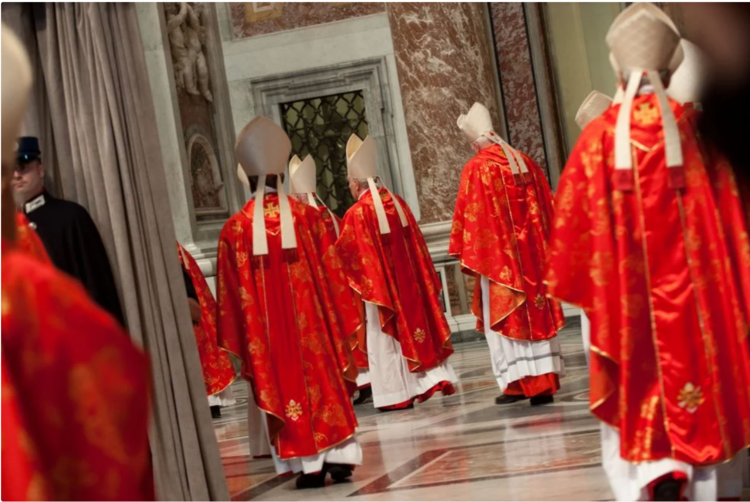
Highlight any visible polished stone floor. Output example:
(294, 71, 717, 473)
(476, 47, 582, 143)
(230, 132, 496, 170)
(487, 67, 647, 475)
(213, 319, 628, 500)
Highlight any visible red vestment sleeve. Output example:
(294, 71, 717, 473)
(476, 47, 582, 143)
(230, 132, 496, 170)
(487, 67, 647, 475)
(2, 248, 154, 501)
(178, 242, 237, 396)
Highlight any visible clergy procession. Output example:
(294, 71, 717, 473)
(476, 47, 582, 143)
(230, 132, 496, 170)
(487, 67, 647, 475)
(2, 2, 750, 501)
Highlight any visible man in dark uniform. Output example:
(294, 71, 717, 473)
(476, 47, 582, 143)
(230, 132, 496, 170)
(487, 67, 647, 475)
(12, 136, 125, 326)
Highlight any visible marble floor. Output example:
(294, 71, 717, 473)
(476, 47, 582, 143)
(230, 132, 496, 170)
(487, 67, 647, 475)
(214, 320, 628, 500)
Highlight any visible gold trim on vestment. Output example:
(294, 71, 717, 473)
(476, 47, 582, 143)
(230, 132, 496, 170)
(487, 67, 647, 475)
(458, 260, 528, 337)
(206, 370, 239, 397)
(675, 192, 732, 458)
(630, 138, 656, 153)
(590, 387, 616, 416)
(590, 344, 619, 365)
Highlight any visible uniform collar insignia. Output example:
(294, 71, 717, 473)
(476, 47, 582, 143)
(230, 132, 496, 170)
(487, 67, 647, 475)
(24, 194, 45, 214)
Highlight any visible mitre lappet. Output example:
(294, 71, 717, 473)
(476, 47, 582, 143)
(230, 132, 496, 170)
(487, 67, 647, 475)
(288, 154, 340, 235)
(456, 102, 530, 184)
(607, 2, 684, 190)
(235, 116, 297, 256)
(575, 91, 613, 130)
(346, 134, 407, 236)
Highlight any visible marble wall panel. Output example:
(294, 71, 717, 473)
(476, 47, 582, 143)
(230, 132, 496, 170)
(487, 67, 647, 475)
(386, 2, 501, 224)
(229, 2, 385, 39)
(489, 3, 547, 173)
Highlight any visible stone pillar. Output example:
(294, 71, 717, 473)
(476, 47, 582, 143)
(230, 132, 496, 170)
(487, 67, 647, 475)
(488, 3, 547, 174)
(137, 3, 243, 280)
(386, 2, 502, 225)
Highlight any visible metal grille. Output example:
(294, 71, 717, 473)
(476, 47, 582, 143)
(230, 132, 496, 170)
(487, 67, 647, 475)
(279, 90, 369, 217)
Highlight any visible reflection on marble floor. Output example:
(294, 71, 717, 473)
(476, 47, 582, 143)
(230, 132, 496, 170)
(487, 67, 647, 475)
(214, 319, 616, 501)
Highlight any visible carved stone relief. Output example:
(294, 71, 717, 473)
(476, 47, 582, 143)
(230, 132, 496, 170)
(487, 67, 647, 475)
(166, 2, 213, 103)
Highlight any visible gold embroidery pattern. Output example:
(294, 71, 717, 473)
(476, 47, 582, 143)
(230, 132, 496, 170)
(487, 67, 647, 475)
(285, 399, 303, 421)
(499, 265, 512, 283)
(264, 202, 280, 218)
(633, 102, 659, 126)
(236, 251, 248, 268)
(677, 382, 705, 414)
(414, 328, 427, 343)
(534, 294, 546, 310)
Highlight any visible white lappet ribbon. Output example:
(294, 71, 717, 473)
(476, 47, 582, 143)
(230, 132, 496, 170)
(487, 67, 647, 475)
(367, 177, 408, 236)
(481, 131, 529, 183)
(305, 192, 340, 236)
(251, 175, 297, 256)
(614, 69, 683, 190)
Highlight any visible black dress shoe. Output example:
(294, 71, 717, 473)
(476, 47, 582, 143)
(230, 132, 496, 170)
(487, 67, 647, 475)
(378, 402, 414, 412)
(653, 479, 682, 501)
(530, 395, 554, 406)
(495, 394, 528, 405)
(352, 386, 372, 405)
(210, 405, 222, 419)
(325, 463, 353, 483)
(295, 471, 327, 489)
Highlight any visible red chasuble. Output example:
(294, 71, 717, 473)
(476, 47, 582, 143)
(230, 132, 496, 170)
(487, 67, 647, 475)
(216, 194, 360, 460)
(177, 242, 236, 397)
(448, 143, 565, 341)
(15, 212, 50, 263)
(2, 244, 154, 500)
(336, 188, 454, 373)
(546, 93, 750, 465)
(315, 205, 368, 383)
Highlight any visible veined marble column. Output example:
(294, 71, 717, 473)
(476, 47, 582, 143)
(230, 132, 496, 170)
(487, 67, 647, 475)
(386, 2, 502, 225)
(489, 3, 547, 175)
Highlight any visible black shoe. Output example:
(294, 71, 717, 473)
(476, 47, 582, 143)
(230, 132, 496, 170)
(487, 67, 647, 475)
(495, 394, 528, 405)
(352, 386, 372, 405)
(295, 471, 326, 489)
(210, 405, 221, 419)
(378, 402, 414, 412)
(653, 479, 682, 501)
(325, 463, 353, 483)
(530, 395, 554, 406)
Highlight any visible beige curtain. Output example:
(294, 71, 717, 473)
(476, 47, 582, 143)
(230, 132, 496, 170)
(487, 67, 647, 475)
(2, 4, 229, 500)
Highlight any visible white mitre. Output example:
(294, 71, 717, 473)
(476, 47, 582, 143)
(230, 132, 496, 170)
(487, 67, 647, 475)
(2, 27, 33, 166)
(289, 154, 317, 202)
(456, 102, 528, 178)
(575, 91, 613, 130)
(346, 134, 407, 235)
(289, 154, 342, 235)
(608, 3, 682, 105)
(235, 116, 296, 255)
(606, 2, 683, 179)
(667, 40, 706, 105)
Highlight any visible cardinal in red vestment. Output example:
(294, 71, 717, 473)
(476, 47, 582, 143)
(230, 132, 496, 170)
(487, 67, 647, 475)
(336, 134, 457, 411)
(546, 4, 750, 500)
(574, 91, 614, 363)
(449, 103, 565, 406)
(1, 27, 154, 501)
(288, 154, 370, 400)
(217, 117, 362, 489)
(177, 242, 236, 417)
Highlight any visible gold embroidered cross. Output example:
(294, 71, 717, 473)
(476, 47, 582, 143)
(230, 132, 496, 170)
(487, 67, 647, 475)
(633, 102, 659, 126)
(264, 202, 280, 218)
(677, 382, 704, 414)
(285, 399, 303, 421)
(414, 328, 427, 343)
